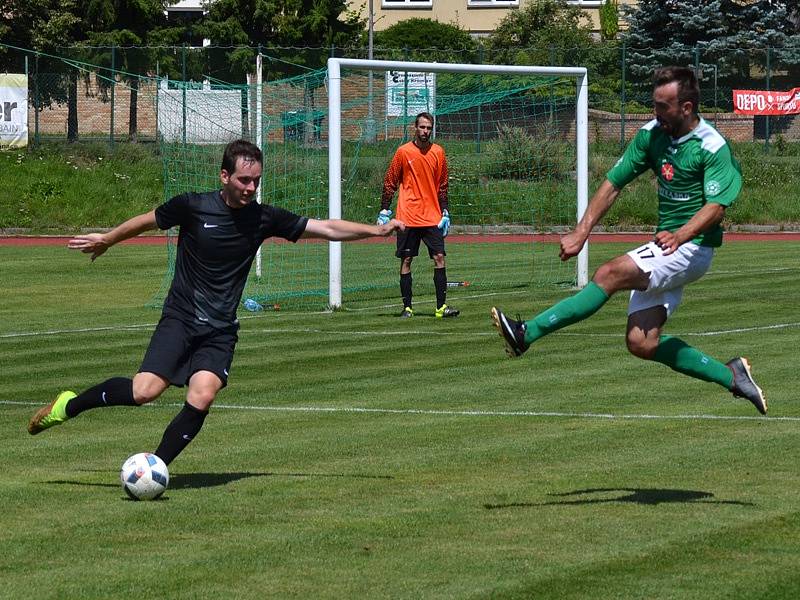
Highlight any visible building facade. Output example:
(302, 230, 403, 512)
(352, 0, 637, 37)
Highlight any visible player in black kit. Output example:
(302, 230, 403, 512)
(27, 139, 405, 465)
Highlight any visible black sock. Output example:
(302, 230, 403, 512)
(434, 267, 447, 309)
(400, 272, 413, 308)
(153, 402, 208, 465)
(65, 377, 136, 418)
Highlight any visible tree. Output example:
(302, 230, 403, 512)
(0, 0, 88, 141)
(623, 0, 800, 89)
(198, 0, 364, 81)
(599, 0, 620, 41)
(82, 0, 173, 141)
(372, 18, 478, 62)
(484, 0, 595, 67)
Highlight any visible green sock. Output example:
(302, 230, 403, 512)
(524, 281, 610, 345)
(652, 335, 734, 388)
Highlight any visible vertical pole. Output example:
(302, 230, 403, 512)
(34, 54, 40, 147)
(110, 44, 115, 149)
(155, 61, 160, 144)
(714, 64, 718, 127)
(576, 71, 589, 288)
(327, 58, 343, 308)
(255, 51, 264, 278)
(620, 42, 626, 150)
(548, 45, 555, 122)
(24, 55, 30, 147)
(181, 44, 187, 146)
(765, 47, 771, 152)
(476, 44, 483, 154)
(402, 48, 409, 142)
(366, 0, 376, 143)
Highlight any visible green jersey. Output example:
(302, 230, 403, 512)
(607, 117, 742, 247)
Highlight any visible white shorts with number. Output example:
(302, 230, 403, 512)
(626, 241, 714, 317)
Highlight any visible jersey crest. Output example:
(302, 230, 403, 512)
(661, 162, 675, 181)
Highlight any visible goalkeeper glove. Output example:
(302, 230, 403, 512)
(437, 209, 450, 237)
(376, 209, 393, 226)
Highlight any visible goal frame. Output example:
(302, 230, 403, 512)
(326, 58, 590, 308)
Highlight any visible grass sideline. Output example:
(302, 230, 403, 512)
(2, 241, 799, 598)
(2, 140, 800, 233)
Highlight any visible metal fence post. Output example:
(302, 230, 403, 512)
(34, 54, 40, 147)
(765, 47, 771, 152)
(620, 41, 626, 150)
(476, 44, 483, 154)
(181, 44, 187, 146)
(110, 44, 115, 149)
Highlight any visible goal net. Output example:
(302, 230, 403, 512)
(153, 58, 589, 311)
(328, 58, 589, 309)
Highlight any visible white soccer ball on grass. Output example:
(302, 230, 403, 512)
(120, 452, 169, 500)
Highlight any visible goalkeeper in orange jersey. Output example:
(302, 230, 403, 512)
(378, 112, 459, 318)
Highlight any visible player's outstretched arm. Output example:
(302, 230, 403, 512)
(301, 218, 405, 241)
(68, 210, 158, 261)
(560, 180, 621, 261)
(655, 203, 726, 255)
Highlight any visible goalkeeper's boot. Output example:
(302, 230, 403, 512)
(435, 304, 459, 318)
(726, 357, 767, 415)
(491, 307, 529, 358)
(400, 307, 414, 318)
(28, 391, 76, 435)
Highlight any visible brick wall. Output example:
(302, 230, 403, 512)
(589, 109, 755, 142)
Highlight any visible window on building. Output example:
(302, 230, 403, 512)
(381, 0, 433, 8)
(567, 0, 604, 6)
(467, 0, 520, 6)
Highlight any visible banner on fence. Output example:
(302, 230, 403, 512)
(0, 74, 28, 149)
(386, 71, 436, 117)
(733, 88, 800, 116)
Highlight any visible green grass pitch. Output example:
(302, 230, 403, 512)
(1, 240, 799, 599)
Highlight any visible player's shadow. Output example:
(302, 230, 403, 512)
(45, 470, 393, 491)
(170, 471, 393, 490)
(484, 487, 755, 510)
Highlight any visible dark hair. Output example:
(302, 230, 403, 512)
(221, 139, 263, 174)
(415, 111, 435, 127)
(653, 66, 700, 113)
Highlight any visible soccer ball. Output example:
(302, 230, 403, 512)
(120, 452, 169, 500)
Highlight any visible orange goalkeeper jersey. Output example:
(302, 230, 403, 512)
(381, 141, 448, 227)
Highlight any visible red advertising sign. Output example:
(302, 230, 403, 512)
(733, 88, 800, 115)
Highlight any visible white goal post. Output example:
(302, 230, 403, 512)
(326, 58, 590, 308)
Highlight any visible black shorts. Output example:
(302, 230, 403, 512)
(395, 226, 446, 259)
(139, 316, 238, 388)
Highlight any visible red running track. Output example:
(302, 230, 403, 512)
(2, 232, 800, 246)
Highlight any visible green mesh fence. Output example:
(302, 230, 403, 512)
(18, 43, 800, 311)
(147, 63, 582, 311)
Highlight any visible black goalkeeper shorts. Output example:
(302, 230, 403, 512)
(395, 226, 446, 259)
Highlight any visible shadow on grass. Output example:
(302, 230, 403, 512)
(170, 471, 393, 490)
(45, 470, 394, 491)
(484, 487, 755, 509)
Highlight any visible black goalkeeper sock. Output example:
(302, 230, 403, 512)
(434, 267, 447, 309)
(65, 377, 136, 418)
(400, 272, 413, 308)
(153, 402, 208, 465)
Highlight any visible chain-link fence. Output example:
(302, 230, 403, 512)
(2, 43, 800, 148)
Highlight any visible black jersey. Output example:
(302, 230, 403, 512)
(155, 191, 308, 330)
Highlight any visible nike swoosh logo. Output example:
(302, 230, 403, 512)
(224, 369, 229, 376)
(181, 434, 192, 441)
(203, 223, 219, 228)
(101, 391, 108, 404)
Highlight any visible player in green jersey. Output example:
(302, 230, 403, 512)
(491, 66, 766, 415)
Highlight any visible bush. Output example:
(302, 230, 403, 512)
(484, 122, 571, 181)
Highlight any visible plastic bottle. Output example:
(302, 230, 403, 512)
(243, 298, 263, 312)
